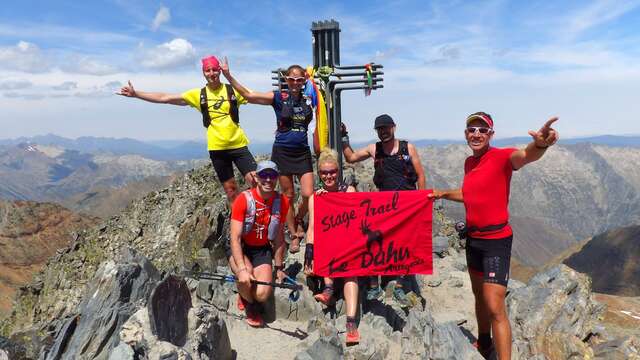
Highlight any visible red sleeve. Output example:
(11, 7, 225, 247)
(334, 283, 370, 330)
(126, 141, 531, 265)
(231, 193, 248, 222)
(464, 156, 472, 174)
(280, 194, 290, 220)
(500, 147, 517, 170)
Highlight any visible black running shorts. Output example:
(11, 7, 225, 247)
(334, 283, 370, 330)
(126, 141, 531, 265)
(270, 145, 313, 176)
(209, 146, 257, 183)
(226, 244, 273, 268)
(466, 235, 512, 287)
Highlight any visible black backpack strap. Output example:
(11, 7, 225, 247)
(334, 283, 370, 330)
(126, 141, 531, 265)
(373, 142, 385, 189)
(399, 140, 418, 186)
(399, 140, 409, 156)
(225, 84, 239, 124)
(200, 87, 211, 128)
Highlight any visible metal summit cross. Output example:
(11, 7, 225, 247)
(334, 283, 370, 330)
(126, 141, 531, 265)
(271, 19, 384, 175)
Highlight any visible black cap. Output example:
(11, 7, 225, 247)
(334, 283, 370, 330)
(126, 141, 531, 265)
(374, 114, 395, 129)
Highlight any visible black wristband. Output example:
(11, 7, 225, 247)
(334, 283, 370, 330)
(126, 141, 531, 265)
(535, 144, 549, 149)
(304, 244, 314, 267)
(274, 265, 284, 271)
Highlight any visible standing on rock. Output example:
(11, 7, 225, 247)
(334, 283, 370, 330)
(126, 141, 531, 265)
(222, 58, 316, 254)
(117, 55, 257, 202)
(430, 112, 559, 359)
(341, 114, 427, 305)
(229, 160, 289, 327)
(304, 147, 361, 345)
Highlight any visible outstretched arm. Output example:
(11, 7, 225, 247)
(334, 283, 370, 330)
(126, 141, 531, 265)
(428, 189, 463, 202)
(117, 81, 187, 105)
(221, 57, 274, 105)
(511, 117, 560, 170)
(408, 143, 426, 190)
(341, 123, 375, 163)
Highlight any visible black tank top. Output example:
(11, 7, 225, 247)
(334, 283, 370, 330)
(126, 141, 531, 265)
(373, 140, 418, 191)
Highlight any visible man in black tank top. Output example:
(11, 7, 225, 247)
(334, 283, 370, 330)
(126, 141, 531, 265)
(341, 114, 426, 303)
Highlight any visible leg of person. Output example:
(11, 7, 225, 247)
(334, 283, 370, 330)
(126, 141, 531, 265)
(230, 146, 258, 188)
(295, 171, 314, 239)
(481, 240, 513, 360)
(467, 237, 493, 357)
(470, 271, 493, 355)
(314, 277, 335, 305)
(367, 276, 383, 300)
(209, 150, 240, 202)
(278, 174, 299, 253)
(234, 255, 256, 306)
(244, 246, 274, 327)
(482, 282, 510, 360)
(344, 276, 360, 345)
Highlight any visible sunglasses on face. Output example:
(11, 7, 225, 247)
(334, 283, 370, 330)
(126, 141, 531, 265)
(285, 76, 306, 83)
(319, 169, 338, 176)
(257, 171, 278, 180)
(466, 126, 493, 135)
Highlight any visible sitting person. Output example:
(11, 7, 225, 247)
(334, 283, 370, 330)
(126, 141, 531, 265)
(304, 148, 360, 345)
(229, 160, 289, 327)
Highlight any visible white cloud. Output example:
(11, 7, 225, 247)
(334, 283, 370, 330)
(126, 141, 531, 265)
(74, 80, 123, 98)
(3, 92, 45, 100)
(139, 38, 196, 69)
(65, 57, 119, 75)
(0, 78, 32, 90)
(0, 41, 47, 73)
(151, 6, 171, 31)
(566, 0, 640, 38)
(52, 81, 78, 91)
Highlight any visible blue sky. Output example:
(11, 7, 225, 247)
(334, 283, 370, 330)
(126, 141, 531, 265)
(2, 0, 640, 142)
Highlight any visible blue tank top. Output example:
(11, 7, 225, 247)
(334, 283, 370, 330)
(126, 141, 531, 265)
(272, 90, 313, 148)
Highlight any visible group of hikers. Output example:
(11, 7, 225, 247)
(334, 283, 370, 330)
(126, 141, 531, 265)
(118, 55, 559, 359)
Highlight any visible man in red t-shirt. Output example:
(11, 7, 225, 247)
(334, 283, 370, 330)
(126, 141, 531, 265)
(430, 112, 559, 360)
(229, 160, 289, 327)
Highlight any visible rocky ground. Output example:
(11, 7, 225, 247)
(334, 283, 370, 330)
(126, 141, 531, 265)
(0, 200, 99, 316)
(1, 163, 639, 359)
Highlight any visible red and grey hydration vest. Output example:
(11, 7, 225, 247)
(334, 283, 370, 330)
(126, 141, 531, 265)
(241, 190, 282, 242)
(373, 140, 418, 191)
(272, 90, 313, 147)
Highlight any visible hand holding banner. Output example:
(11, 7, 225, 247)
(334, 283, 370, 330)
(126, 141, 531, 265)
(313, 190, 433, 277)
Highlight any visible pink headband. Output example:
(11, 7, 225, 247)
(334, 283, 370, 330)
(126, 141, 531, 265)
(201, 55, 220, 71)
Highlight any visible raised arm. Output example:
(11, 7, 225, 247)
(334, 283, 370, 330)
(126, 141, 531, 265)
(408, 143, 426, 190)
(341, 123, 375, 163)
(117, 81, 187, 106)
(510, 117, 559, 170)
(221, 57, 274, 105)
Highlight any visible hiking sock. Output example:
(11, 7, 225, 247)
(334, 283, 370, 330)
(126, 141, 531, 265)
(346, 316, 357, 326)
(323, 285, 334, 297)
(478, 333, 492, 350)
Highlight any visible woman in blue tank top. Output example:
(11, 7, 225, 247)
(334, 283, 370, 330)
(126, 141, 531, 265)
(222, 59, 314, 253)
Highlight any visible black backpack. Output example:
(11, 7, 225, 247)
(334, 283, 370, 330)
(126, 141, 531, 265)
(199, 84, 239, 128)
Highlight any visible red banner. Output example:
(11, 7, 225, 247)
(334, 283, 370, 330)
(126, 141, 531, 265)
(313, 190, 433, 277)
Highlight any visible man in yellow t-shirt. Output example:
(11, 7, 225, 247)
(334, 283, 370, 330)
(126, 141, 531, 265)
(118, 55, 257, 202)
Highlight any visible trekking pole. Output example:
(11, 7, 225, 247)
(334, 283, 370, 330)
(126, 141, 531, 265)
(181, 271, 303, 291)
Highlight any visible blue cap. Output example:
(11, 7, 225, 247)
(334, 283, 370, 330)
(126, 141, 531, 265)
(256, 160, 279, 174)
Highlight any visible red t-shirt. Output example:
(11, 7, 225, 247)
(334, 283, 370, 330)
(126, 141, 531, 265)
(231, 188, 290, 246)
(462, 147, 517, 239)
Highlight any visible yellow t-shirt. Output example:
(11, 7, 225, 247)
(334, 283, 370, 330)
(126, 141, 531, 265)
(182, 84, 250, 151)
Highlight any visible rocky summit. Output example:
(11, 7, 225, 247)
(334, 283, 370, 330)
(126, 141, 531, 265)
(1, 163, 639, 359)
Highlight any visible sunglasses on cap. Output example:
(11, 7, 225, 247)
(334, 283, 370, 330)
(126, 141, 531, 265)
(285, 76, 306, 83)
(465, 126, 493, 134)
(319, 169, 338, 176)
(257, 170, 278, 180)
